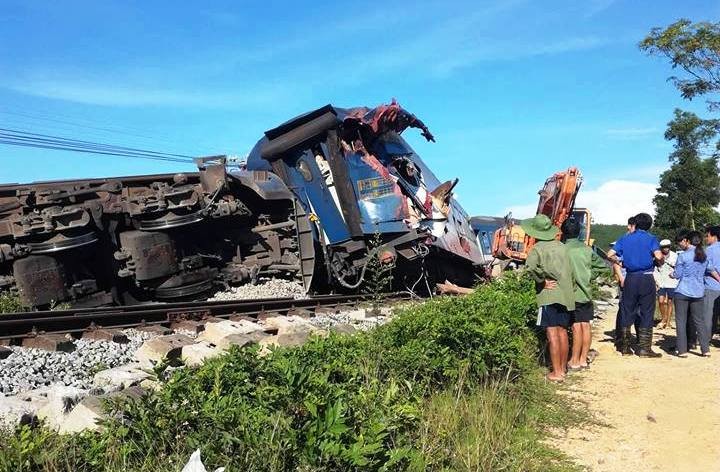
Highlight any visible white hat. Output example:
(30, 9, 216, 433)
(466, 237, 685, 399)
(660, 239, 672, 247)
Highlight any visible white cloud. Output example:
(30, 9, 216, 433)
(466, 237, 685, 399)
(505, 179, 657, 225)
(576, 180, 656, 224)
(1, 1, 613, 107)
(503, 202, 538, 220)
(4, 76, 290, 108)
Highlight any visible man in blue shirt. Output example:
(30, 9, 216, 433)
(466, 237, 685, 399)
(703, 225, 720, 343)
(607, 213, 664, 357)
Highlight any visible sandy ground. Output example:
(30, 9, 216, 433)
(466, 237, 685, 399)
(553, 300, 720, 471)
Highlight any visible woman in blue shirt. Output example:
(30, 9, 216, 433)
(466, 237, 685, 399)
(672, 230, 710, 357)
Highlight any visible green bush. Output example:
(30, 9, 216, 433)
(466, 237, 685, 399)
(0, 293, 22, 314)
(0, 274, 553, 472)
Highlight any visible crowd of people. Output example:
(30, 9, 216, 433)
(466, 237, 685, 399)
(522, 212, 719, 382)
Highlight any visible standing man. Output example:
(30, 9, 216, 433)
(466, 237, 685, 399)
(703, 225, 720, 343)
(654, 239, 678, 330)
(607, 213, 664, 357)
(562, 218, 607, 370)
(523, 214, 576, 382)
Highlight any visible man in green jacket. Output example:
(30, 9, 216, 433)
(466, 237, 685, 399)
(561, 218, 607, 370)
(523, 214, 576, 382)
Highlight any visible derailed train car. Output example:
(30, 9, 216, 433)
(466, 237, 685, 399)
(0, 101, 483, 308)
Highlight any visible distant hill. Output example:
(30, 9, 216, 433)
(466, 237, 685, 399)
(591, 224, 626, 250)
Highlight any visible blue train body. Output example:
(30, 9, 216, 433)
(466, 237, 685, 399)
(246, 101, 484, 291)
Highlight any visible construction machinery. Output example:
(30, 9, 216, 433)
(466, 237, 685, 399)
(491, 167, 591, 267)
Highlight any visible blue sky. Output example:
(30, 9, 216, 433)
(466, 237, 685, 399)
(1, 0, 718, 223)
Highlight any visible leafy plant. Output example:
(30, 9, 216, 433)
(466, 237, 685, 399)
(362, 229, 395, 313)
(0, 274, 579, 472)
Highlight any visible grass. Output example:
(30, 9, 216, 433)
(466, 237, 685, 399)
(415, 376, 581, 472)
(0, 274, 585, 471)
(1, 378, 583, 472)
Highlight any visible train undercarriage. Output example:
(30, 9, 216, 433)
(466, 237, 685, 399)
(0, 161, 310, 308)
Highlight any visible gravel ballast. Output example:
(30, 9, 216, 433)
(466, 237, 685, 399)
(208, 278, 306, 301)
(0, 329, 155, 396)
(0, 280, 396, 399)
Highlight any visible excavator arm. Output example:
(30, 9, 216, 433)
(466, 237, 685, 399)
(491, 167, 584, 263)
(536, 167, 582, 227)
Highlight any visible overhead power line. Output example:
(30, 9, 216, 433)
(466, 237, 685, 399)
(0, 105, 219, 155)
(0, 139, 192, 163)
(0, 127, 196, 163)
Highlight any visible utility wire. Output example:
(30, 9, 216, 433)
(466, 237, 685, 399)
(0, 140, 192, 163)
(0, 127, 194, 158)
(0, 109, 163, 141)
(0, 127, 196, 163)
(0, 105, 216, 154)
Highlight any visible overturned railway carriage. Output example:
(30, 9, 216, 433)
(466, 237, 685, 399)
(0, 162, 306, 308)
(0, 101, 483, 308)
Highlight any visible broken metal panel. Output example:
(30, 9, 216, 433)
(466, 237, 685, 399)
(344, 150, 408, 234)
(341, 98, 435, 143)
(431, 199, 484, 263)
(281, 148, 352, 245)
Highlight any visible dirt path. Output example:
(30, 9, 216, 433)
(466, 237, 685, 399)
(553, 300, 720, 471)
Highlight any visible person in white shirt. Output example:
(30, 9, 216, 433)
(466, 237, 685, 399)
(655, 239, 678, 329)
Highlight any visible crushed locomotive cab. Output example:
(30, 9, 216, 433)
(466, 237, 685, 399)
(0, 101, 484, 309)
(248, 100, 483, 292)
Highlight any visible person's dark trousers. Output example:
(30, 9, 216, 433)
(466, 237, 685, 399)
(614, 288, 639, 343)
(673, 294, 705, 354)
(619, 272, 656, 328)
(703, 289, 720, 347)
(614, 287, 623, 342)
(687, 315, 698, 348)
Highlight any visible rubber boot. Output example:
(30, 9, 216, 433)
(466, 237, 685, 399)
(636, 327, 662, 358)
(618, 326, 633, 356)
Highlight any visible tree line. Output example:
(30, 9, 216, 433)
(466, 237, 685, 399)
(640, 19, 720, 238)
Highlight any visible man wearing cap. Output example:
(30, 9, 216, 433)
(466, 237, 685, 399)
(523, 214, 576, 381)
(607, 213, 664, 357)
(654, 239, 678, 330)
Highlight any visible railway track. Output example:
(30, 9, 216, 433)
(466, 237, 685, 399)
(0, 293, 408, 343)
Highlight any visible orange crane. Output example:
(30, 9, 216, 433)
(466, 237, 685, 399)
(491, 167, 591, 265)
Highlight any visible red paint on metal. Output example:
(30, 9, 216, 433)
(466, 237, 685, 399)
(343, 99, 435, 142)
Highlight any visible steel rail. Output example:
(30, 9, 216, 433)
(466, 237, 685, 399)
(0, 293, 408, 341)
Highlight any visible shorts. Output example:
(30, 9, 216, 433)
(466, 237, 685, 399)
(657, 287, 675, 298)
(537, 303, 570, 328)
(571, 301, 594, 323)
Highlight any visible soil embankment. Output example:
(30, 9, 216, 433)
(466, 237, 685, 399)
(554, 301, 720, 471)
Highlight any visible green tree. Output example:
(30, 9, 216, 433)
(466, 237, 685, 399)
(590, 224, 626, 251)
(653, 109, 720, 237)
(640, 19, 720, 109)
